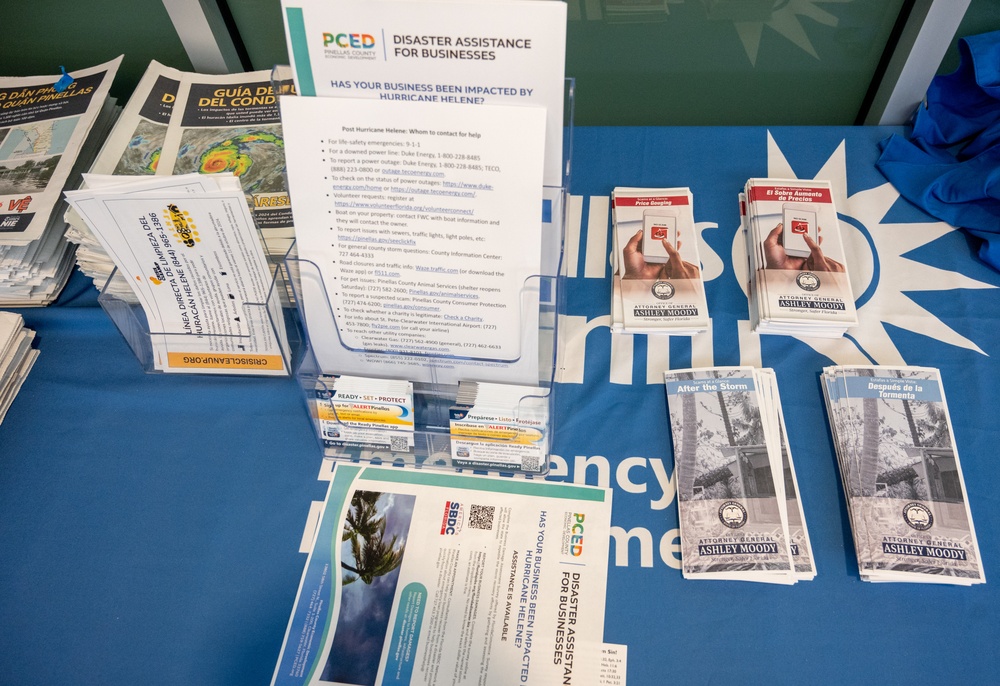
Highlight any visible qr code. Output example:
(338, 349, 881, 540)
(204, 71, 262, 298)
(522, 454, 541, 473)
(389, 435, 410, 452)
(469, 504, 495, 530)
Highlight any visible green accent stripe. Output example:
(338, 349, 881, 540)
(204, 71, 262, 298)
(304, 465, 362, 683)
(285, 7, 315, 96)
(360, 468, 606, 502)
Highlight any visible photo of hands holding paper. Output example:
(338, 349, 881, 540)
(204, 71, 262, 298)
(611, 187, 710, 334)
(763, 223, 845, 273)
(622, 227, 702, 280)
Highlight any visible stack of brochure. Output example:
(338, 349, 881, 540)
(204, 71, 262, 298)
(611, 187, 709, 335)
(821, 365, 985, 584)
(0, 311, 39, 424)
(663, 366, 815, 583)
(65, 60, 295, 296)
(449, 381, 550, 474)
(0, 58, 122, 306)
(65, 174, 289, 375)
(310, 375, 415, 454)
(741, 178, 858, 337)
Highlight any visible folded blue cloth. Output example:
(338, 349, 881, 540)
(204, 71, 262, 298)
(876, 30, 1000, 269)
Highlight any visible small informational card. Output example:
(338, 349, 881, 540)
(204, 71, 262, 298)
(280, 94, 546, 384)
(598, 644, 627, 686)
(271, 464, 612, 686)
(65, 176, 289, 375)
(280, 0, 566, 187)
(312, 375, 415, 452)
(449, 381, 549, 474)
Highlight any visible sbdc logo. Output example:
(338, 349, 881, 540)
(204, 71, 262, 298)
(440, 500, 463, 535)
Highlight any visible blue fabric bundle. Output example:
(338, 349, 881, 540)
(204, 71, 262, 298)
(876, 30, 1000, 269)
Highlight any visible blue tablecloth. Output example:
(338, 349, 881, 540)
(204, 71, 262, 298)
(2, 127, 998, 684)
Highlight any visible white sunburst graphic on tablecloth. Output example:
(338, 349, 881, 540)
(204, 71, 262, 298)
(733, 132, 996, 366)
(733, 0, 853, 66)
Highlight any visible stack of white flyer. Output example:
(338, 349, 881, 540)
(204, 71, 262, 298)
(65, 174, 289, 375)
(449, 381, 550, 474)
(0, 311, 39, 424)
(664, 366, 815, 583)
(611, 187, 709, 334)
(742, 178, 858, 337)
(311, 375, 415, 453)
(66, 61, 295, 296)
(0, 58, 122, 306)
(821, 365, 985, 584)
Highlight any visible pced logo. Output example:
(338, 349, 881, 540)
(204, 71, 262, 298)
(323, 32, 376, 49)
(569, 513, 585, 556)
(440, 500, 463, 535)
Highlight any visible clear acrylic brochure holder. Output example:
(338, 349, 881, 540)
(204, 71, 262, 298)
(273, 66, 574, 474)
(98, 255, 302, 376)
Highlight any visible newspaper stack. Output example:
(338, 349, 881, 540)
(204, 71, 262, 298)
(611, 187, 709, 335)
(821, 365, 985, 584)
(66, 60, 295, 296)
(740, 178, 858, 337)
(664, 366, 815, 583)
(0, 311, 39, 424)
(64, 60, 186, 297)
(0, 58, 122, 306)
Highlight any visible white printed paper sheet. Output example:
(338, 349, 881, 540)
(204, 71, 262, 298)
(281, 95, 546, 384)
(281, 0, 566, 187)
(271, 464, 612, 686)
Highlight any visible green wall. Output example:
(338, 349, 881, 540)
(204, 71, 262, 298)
(6, 0, 988, 125)
(0, 0, 194, 101)
(938, 0, 1000, 74)
(225, 0, 908, 126)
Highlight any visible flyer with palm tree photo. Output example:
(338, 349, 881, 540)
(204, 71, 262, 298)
(271, 465, 612, 685)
